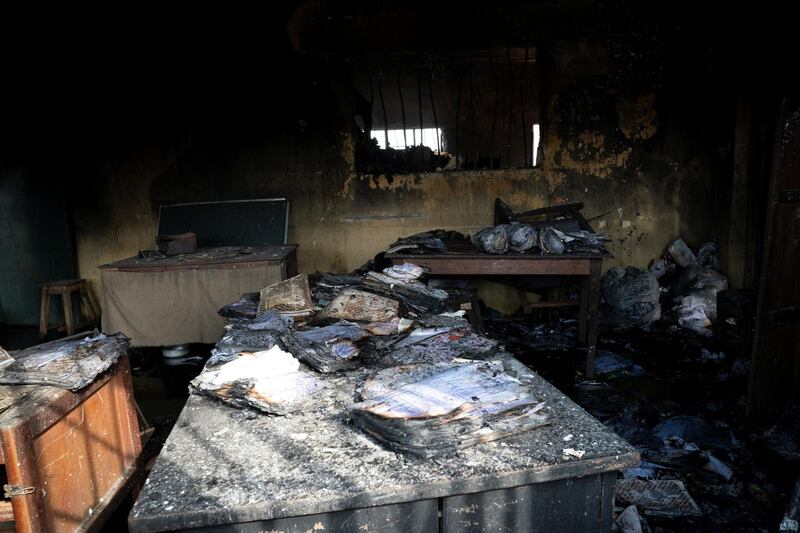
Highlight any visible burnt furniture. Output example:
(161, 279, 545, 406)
(0, 354, 141, 532)
(128, 357, 638, 533)
(386, 253, 603, 378)
(99, 245, 298, 346)
(39, 279, 100, 338)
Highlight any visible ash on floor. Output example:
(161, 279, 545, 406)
(485, 317, 799, 533)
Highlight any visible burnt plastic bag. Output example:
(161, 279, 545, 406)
(471, 225, 511, 254)
(675, 294, 713, 336)
(602, 267, 661, 328)
(508, 224, 538, 252)
(695, 241, 721, 271)
(538, 227, 566, 254)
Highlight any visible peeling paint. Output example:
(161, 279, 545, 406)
(618, 93, 658, 141)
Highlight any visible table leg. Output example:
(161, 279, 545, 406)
(39, 287, 49, 339)
(578, 276, 589, 344)
(465, 292, 485, 334)
(517, 289, 533, 315)
(585, 261, 602, 378)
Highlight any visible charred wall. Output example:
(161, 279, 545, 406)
(64, 6, 745, 305)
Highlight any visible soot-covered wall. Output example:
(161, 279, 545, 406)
(70, 12, 737, 300)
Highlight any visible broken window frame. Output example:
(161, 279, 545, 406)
(351, 47, 542, 173)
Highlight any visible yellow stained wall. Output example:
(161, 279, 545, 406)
(73, 41, 723, 308)
(75, 127, 706, 303)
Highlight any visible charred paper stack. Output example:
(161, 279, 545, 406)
(218, 292, 260, 319)
(281, 321, 370, 373)
(191, 346, 325, 415)
(351, 360, 550, 457)
(308, 273, 364, 307)
(384, 230, 469, 255)
(0, 332, 129, 390)
(362, 264, 450, 314)
(258, 273, 315, 317)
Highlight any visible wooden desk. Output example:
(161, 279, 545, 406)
(386, 253, 604, 378)
(0, 355, 141, 533)
(129, 356, 638, 532)
(100, 246, 298, 346)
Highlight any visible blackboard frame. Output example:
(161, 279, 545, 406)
(156, 198, 289, 247)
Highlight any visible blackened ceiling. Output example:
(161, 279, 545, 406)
(0, 1, 797, 160)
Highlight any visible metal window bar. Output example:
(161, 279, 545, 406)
(398, 54, 408, 148)
(428, 63, 441, 154)
(378, 70, 389, 149)
(520, 45, 529, 167)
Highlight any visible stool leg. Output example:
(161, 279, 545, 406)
(62, 289, 75, 336)
(39, 287, 50, 339)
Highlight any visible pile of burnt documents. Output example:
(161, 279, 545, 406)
(192, 259, 553, 457)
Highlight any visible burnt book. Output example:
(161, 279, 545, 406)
(308, 272, 364, 307)
(213, 311, 292, 360)
(374, 327, 502, 366)
(258, 273, 315, 317)
(0, 332, 129, 390)
(384, 230, 469, 255)
(218, 292, 261, 319)
(352, 360, 551, 457)
(280, 322, 368, 373)
(362, 271, 449, 315)
(191, 346, 325, 415)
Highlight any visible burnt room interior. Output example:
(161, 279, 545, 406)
(0, 2, 799, 532)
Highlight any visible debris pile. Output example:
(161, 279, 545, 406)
(486, 319, 800, 533)
(193, 260, 554, 457)
(601, 267, 661, 328)
(601, 237, 730, 333)
(652, 238, 729, 336)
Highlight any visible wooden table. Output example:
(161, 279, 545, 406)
(386, 253, 604, 378)
(100, 246, 298, 346)
(129, 356, 638, 532)
(0, 355, 141, 533)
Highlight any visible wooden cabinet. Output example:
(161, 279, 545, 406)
(0, 355, 141, 532)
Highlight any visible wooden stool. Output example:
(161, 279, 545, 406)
(39, 279, 100, 338)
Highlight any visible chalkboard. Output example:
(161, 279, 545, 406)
(157, 199, 289, 247)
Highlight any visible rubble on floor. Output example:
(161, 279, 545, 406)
(602, 267, 661, 328)
(488, 316, 799, 532)
(780, 479, 800, 532)
(615, 479, 702, 517)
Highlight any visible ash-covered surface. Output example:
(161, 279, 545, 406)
(129, 356, 638, 532)
(487, 316, 800, 532)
